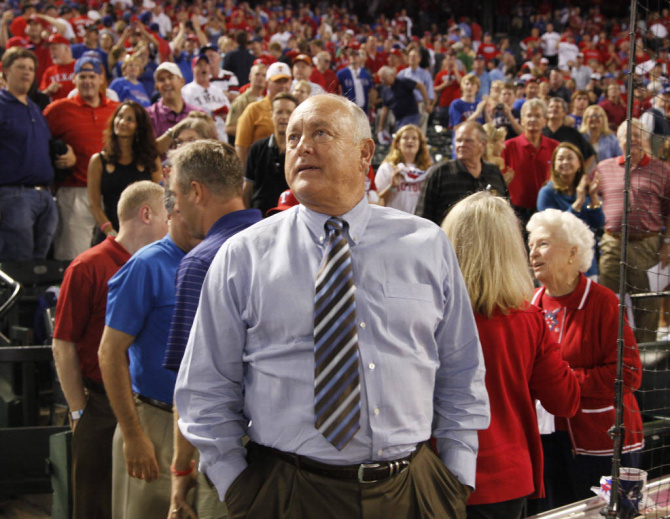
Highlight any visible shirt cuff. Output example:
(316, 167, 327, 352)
(200, 450, 248, 501)
(435, 436, 478, 489)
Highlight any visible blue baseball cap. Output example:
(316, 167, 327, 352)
(74, 56, 103, 75)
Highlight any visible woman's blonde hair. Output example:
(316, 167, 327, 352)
(482, 122, 507, 162)
(441, 191, 534, 317)
(382, 124, 432, 170)
(580, 104, 612, 136)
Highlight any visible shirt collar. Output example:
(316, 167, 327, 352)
(617, 154, 650, 167)
(73, 92, 109, 108)
(207, 209, 262, 238)
(298, 196, 370, 247)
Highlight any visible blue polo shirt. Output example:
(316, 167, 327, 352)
(0, 89, 54, 186)
(106, 234, 185, 404)
(163, 209, 262, 371)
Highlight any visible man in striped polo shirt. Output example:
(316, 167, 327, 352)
(594, 119, 670, 343)
(163, 140, 262, 517)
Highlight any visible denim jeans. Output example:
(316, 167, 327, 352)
(0, 186, 58, 261)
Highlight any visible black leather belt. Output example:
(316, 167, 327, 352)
(134, 393, 173, 412)
(252, 442, 419, 483)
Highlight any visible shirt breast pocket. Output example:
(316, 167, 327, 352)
(382, 282, 440, 349)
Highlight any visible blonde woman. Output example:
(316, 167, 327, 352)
(442, 192, 579, 519)
(375, 124, 432, 213)
(482, 122, 514, 185)
(580, 104, 622, 161)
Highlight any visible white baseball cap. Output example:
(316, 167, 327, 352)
(154, 62, 183, 80)
(266, 62, 291, 82)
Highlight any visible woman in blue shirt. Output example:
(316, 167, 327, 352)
(579, 104, 622, 162)
(536, 142, 604, 277)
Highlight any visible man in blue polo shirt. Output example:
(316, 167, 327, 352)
(163, 140, 261, 517)
(98, 192, 199, 519)
(0, 47, 58, 261)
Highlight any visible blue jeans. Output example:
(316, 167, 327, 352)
(395, 113, 421, 130)
(0, 186, 58, 261)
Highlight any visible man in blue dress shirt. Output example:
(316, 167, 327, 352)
(175, 94, 490, 518)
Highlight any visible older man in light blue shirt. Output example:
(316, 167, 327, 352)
(398, 48, 435, 134)
(175, 94, 489, 519)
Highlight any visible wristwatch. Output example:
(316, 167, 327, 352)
(71, 409, 84, 421)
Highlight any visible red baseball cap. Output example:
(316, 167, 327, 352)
(266, 190, 299, 216)
(47, 33, 70, 45)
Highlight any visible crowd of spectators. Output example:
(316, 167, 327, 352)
(2, 1, 669, 517)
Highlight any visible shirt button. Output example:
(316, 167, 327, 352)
(374, 407, 380, 416)
(368, 362, 375, 370)
(360, 322, 366, 329)
(377, 449, 383, 456)
(319, 236, 324, 242)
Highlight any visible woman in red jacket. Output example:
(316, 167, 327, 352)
(527, 208, 643, 510)
(442, 192, 580, 519)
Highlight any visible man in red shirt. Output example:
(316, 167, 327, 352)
(502, 98, 559, 226)
(52, 181, 168, 519)
(43, 55, 119, 260)
(599, 83, 627, 131)
(40, 33, 76, 101)
(364, 35, 386, 74)
(434, 51, 463, 126)
(315, 50, 339, 93)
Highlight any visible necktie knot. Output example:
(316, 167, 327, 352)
(325, 216, 346, 235)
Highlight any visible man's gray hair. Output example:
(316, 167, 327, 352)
(378, 66, 396, 80)
(521, 98, 548, 119)
(169, 140, 243, 199)
(617, 118, 647, 142)
(456, 121, 488, 144)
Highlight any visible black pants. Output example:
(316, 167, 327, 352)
(225, 442, 469, 519)
(71, 389, 117, 519)
(466, 496, 526, 519)
(532, 431, 641, 513)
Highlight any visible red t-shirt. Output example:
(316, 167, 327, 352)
(71, 15, 93, 43)
(502, 133, 559, 209)
(53, 237, 131, 383)
(365, 51, 387, 74)
(434, 69, 461, 108)
(40, 61, 76, 101)
(43, 94, 119, 187)
(477, 43, 499, 62)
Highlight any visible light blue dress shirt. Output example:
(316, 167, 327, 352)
(175, 197, 490, 499)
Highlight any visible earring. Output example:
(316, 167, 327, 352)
(568, 259, 573, 264)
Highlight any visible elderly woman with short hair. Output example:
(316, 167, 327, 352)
(527, 209, 643, 511)
(442, 192, 580, 519)
(579, 104, 622, 162)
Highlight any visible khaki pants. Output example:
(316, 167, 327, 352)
(599, 232, 660, 343)
(54, 186, 96, 261)
(112, 398, 227, 519)
(225, 442, 469, 519)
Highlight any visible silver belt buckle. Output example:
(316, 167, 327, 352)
(357, 462, 383, 483)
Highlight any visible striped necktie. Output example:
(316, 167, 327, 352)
(314, 216, 361, 450)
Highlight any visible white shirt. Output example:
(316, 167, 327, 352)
(558, 41, 580, 70)
(375, 162, 427, 214)
(541, 31, 560, 57)
(181, 81, 231, 142)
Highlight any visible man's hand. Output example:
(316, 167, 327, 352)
(1, 10, 14, 25)
(168, 470, 198, 519)
(55, 144, 76, 169)
(43, 82, 63, 96)
(124, 430, 160, 482)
